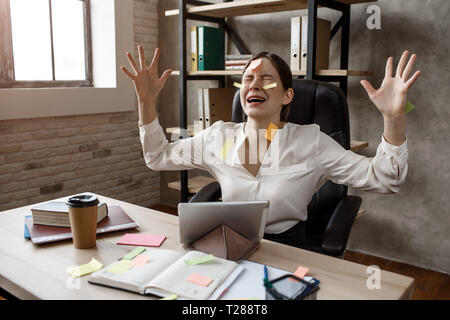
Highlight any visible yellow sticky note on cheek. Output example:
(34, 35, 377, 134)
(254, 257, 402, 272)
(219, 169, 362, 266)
(262, 82, 277, 90)
(265, 122, 279, 141)
(233, 82, 244, 89)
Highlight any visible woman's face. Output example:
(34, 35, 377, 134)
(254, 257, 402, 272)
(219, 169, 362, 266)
(240, 57, 293, 122)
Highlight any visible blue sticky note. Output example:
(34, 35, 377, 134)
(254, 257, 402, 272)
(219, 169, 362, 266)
(24, 215, 31, 239)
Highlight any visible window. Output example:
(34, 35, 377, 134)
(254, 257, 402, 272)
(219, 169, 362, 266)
(0, 0, 92, 88)
(0, 0, 135, 121)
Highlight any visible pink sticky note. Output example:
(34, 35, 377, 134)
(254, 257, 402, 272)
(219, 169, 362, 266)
(293, 265, 309, 279)
(248, 58, 262, 71)
(185, 273, 213, 287)
(117, 233, 166, 247)
(131, 254, 151, 267)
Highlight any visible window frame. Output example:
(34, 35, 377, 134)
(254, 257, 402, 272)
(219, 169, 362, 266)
(0, 0, 93, 88)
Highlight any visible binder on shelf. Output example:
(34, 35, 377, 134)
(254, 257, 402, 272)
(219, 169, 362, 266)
(300, 16, 330, 71)
(197, 87, 206, 130)
(203, 88, 235, 128)
(190, 26, 198, 72)
(198, 26, 225, 71)
(290, 16, 301, 70)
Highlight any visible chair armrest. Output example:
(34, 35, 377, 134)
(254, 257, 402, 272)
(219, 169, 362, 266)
(189, 182, 222, 203)
(321, 195, 362, 256)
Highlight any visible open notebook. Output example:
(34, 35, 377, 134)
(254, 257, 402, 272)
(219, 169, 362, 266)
(88, 248, 243, 300)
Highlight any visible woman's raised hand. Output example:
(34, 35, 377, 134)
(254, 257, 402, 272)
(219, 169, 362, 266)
(360, 50, 421, 119)
(121, 46, 172, 105)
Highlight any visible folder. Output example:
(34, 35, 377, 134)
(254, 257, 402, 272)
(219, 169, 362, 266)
(197, 87, 205, 130)
(300, 16, 330, 71)
(198, 26, 225, 71)
(190, 26, 198, 72)
(203, 88, 235, 128)
(290, 16, 301, 70)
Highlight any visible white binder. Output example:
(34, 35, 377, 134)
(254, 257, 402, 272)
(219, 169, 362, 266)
(290, 16, 301, 71)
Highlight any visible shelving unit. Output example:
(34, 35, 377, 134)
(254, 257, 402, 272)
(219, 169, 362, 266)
(166, 0, 375, 202)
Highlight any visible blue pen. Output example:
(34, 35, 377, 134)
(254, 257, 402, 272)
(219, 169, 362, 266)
(264, 265, 269, 281)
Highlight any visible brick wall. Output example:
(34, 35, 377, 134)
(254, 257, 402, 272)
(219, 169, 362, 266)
(0, 0, 160, 211)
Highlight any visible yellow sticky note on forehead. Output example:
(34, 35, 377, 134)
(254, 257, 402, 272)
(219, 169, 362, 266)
(265, 122, 279, 141)
(248, 58, 262, 70)
(262, 82, 277, 90)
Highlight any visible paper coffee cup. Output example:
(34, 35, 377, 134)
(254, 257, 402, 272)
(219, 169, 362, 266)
(67, 194, 99, 249)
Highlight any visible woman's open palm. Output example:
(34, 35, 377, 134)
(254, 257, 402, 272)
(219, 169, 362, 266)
(361, 50, 421, 118)
(121, 46, 172, 104)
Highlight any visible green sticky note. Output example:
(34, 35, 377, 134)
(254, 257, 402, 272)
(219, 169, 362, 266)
(67, 258, 103, 278)
(123, 247, 146, 260)
(107, 260, 133, 274)
(405, 99, 415, 114)
(184, 254, 215, 266)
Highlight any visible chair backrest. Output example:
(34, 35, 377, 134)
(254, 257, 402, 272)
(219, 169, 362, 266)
(231, 79, 350, 238)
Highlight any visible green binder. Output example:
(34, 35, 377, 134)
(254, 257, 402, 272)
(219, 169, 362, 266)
(197, 26, 225, 71)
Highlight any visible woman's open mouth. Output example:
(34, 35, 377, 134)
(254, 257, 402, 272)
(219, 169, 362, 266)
(246, 95, 266, 106)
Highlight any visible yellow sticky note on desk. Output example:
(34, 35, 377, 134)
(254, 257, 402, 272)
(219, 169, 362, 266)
(107, 260, 133, 275)
(265, 122, 279, 141)
(160, 294, 179, 300)
(67, 258, 103, 278)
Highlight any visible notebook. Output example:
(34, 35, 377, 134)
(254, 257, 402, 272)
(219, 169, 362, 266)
(88, 248, 243, 300)
(24, 205, 139, 245)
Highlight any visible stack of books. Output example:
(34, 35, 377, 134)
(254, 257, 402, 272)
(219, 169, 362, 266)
(31, 201, 108, 227)
(225, 54, 253, 71)
(24, 193, 139, 245)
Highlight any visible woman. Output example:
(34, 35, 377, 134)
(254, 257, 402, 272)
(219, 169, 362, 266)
(121, 46, 420, 248)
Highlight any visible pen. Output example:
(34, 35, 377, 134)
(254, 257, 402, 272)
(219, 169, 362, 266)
(264, 265, 269, 281)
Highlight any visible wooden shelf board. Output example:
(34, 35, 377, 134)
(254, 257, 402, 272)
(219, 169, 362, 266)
(171, 70, 374, 77)
(350, 140, 369, 151)
(165, 0, 376, 18)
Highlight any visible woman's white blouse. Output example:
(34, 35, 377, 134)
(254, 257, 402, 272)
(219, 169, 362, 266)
(139, 118, 408, 234)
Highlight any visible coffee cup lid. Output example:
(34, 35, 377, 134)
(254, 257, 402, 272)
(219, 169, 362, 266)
(66, 194, 99, 208)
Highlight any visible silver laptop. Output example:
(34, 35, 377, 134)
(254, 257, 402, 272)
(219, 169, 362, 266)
(178, 201, 269, 246)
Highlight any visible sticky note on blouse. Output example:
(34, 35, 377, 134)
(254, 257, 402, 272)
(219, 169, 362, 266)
(117, 233, 166, 247)
(220, 138, 234, 160)
(265, 122, 279, 141)
(67, 258, 103, 278)
(185, 273, 213, 287)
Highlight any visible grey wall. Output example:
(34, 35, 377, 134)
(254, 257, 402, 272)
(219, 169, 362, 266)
(157, 0, 449, 273)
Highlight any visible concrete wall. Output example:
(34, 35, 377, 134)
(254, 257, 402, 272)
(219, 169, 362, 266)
(157, 0, 449, 273)
(0, 0, 160, 210)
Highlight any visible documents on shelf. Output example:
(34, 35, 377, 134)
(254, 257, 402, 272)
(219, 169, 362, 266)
(291, 16, 330, 71)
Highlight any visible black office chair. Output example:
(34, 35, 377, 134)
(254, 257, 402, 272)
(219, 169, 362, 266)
(189, 79, 362, 257)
